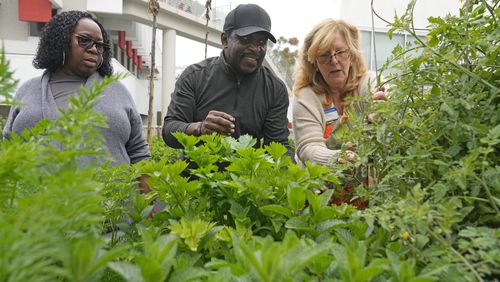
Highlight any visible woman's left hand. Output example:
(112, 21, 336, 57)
(368, 85, 387, 123)
(372, 85, 387, 101)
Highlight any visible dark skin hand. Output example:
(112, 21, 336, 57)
(186, 110, 236, 136)
(138, 174, 151, 194)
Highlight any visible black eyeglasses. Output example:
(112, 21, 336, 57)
(236, 35, 268, 48)
(74, 34, 109, 54)
(317, 49, 350, 64)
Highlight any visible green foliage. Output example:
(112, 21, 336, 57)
(272, 36, 300, 66)
(0, 47, 17, 103)
(206, 231, 333, 281)
(270, 36, 300, 88)
(149, 135, 181, 162)
(0, 2, 498, 281)
(348, 0, 499, 280)
(0, 47, 17, 132)
(0, 73, 126, 281)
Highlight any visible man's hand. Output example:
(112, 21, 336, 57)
(201, 110, 236, 135)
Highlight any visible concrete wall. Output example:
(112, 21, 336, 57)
(0, 0, 30, 41)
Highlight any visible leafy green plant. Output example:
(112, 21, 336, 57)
(347, 0, 499, 281)
(0, 71, 128, 281)
(206, 231, 333, 281)
(0, 47, 17, 103)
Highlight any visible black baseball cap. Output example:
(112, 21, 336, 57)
(223, 4, 277, 43)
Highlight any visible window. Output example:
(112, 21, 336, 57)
(29, 9, 58, 37)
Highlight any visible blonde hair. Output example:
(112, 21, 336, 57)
(293, 19, 367, 101)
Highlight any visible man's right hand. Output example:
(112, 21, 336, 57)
(200, 110, 236, 136)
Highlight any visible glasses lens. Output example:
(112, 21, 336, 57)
(336, 50, 349, 60)
(77, 36, 93, 49)
(318, 54, 331, 64)
(76, 35, 106, 54)
(94, 43, 104, 53)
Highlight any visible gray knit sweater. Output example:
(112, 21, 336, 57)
(2, 71, 151, 166)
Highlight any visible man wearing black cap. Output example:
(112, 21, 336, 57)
(162, 3, 292, 157)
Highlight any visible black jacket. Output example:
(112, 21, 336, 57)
(162, 54, 291, 154)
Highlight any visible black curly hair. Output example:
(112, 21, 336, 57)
(33, 10, 113, 76)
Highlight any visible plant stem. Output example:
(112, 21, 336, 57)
(412, 35, 498, 92)
(429, 229, 484, 282)
(473, 173, 500, 215)
(479, 0, 497, 25)
(406, 3, 499, 92)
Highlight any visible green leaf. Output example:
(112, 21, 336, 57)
(173, 132, 200, 149)
(108, 262, 144, 282)
(259, 205, 292, 218)
(430, 85, 441, 96)
(317, 219, 347, 233)
(480, 124, 500, 146)
(231, 234, 269, 281)
(287, 186, 306, 211)
(354, 264, 387, 281)
(168, 267, 208, 282)
(197, 226, 223, 251)
(265, 142, 287, 160)
(169, 218, 215, 251)
(285, 216, 318, 236)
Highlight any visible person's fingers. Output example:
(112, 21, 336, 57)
(207, 110, 235, 122)
(203, 122, 234, 135)
(337, 155, 345, 164)
(345, 141, 355, 151)
(372, 91, 387, 101)
(346, 150, 360, 163)
(204, 111, 235, 135)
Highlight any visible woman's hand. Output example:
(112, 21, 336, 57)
(337, 150, 360, 164)
(372, 85, 387, 102)
(368, 85, 387, 123)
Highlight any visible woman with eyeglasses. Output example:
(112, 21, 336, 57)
(3, 10, 150, 166)
(292, 19, 387, 168)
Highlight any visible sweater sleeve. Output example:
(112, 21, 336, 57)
(2, 104, 17, 139)
(292, 88, 340, 167)
(120, 85, 151, 164)
(126, 103, 151, 164)
(2, 78, 39, 139)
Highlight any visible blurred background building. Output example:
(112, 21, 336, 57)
(0, 0, 460, 133)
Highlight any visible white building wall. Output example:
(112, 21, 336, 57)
(339, 0, 461, 73)
(87, 0, 123, 14)
(60, 0, 87, 11)
(340, 0, 461, 31)
(0, 0, 30, 41)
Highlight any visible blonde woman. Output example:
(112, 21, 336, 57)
(292, 19, 386, 167)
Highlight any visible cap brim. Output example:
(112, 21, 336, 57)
(233, 26, 277, 43)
